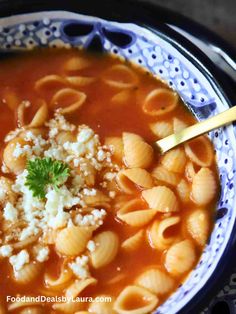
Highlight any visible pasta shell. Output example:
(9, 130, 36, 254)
(17, 100, 30, 127)
(45, 262, 73, 288)
(116, 168, 153, 194)
(19, 128, 47, 141)
(89, 295, 115, 314)
(123, 132, 153, 169)
(42, 228, 57, 245)
(56, 131, 76, 145)
(3, 137, 28, 174)
(34, 75, 66, 92)
(64, 57, 91, 72)
(135, 268, 175, 295)
(28, 100, 48, 128)
(143, 88, 178, 116)
(173, 118, 188, 133)
(113, 285, 158, 314)
(187, 209, 210, 246)
(12, 233, 41, 250)
(18, 307, 44, 314)
(0, 176, 17, 205)
(83, 191, 110, 208)
(0, 302, 6, 314)
(176, 179, 190, 203)
(8, 302, 43, 312)
(191, 168, 217, 205)
(165, 239, 196, 276)
(161, 148, 186, 173)
(142, 186, 179, 212)
(121, 230, 144, 252)
(75, 159, 97, 187)
(185, 136, 214, 167)
(122, 168, 154, 188)
(53, 301, 83, 313)
(111, 89, 134, 105)
(113, 195, 133, 210)
(90, 231, 119, 269)
(117, 199, 157, 227)
(66, 76, 96, 86)
(152, 166, 180, 186)
(55, 226, 92, 256)
(116, 170, 137, 194)
(105, 137, 123, 163)
(148, 217, 180, 250)
(37, 288, 59, 297)
(50, 88, 86, 114)
(103, 64, 138, 89)
(185, 161, 197, 182)
(65, 278, 97, 298)
(3, 89, 20, 110)
(149, 121, 173, 138)
(13, 262, 42, 284)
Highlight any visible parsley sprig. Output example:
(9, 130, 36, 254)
(25, 157, 70, 199)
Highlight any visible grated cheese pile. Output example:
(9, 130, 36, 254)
(0, 113, 119, 277)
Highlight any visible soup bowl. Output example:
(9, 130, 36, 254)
(0, 1, 235, 313)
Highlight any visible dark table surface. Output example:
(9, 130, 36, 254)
(136, 0, 236, 48)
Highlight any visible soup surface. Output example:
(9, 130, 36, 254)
(0, 49, 219, 314)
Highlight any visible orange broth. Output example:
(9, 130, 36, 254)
(0, 49, 219, 313)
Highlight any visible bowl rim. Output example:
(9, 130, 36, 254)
(0, 1, 235, 313)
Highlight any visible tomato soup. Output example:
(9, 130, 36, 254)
(0, 49, 219, 314)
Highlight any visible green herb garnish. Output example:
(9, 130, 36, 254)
(25, 157, 70, 199)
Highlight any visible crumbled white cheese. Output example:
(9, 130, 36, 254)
(74, 209, 106, 227)
(71, 174, 84, 191)
(3, 202, 18, 222)
(109, 191, 116, 199)
(0, 187, 6, 201)
(45, 186, 81, 229)
(69, 255, 90, 279)
(13, 143, 31, 158)
(92, 209, 106, 219)
(83, 188, 97, 196)
(67, 218, 75, 228)
(77, 128, 94, 143)
(4, 128, 22, 142)
(44, 142, 66, 160)
(87, 240, 96, 252)
(19, 223, 40, 241)
(1, 163, 9, 173)
(46, 112, 75, 138)
(9, 250, 29, 271)
(0, 245, 13, 257)
(73, 158, 80, 167)
(104, 172, 116, 181)
(1, 113, 119, 266)
(13, 170, 44, 217)
(36, 246, 49, 263)
(97, 149, 106, 161)
(49, 127, 58, 138)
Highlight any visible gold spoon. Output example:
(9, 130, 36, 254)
(156, 105, 236, 154)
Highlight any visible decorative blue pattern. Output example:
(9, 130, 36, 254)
(0, 11, 235, 314)
(0, 16, 215, 111)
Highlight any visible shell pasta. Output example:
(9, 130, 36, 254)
(0, 49, 219, 314)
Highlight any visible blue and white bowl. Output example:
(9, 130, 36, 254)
(0, 2, 235, 313)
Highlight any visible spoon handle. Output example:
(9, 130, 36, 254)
(156, 105, 236, 154)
